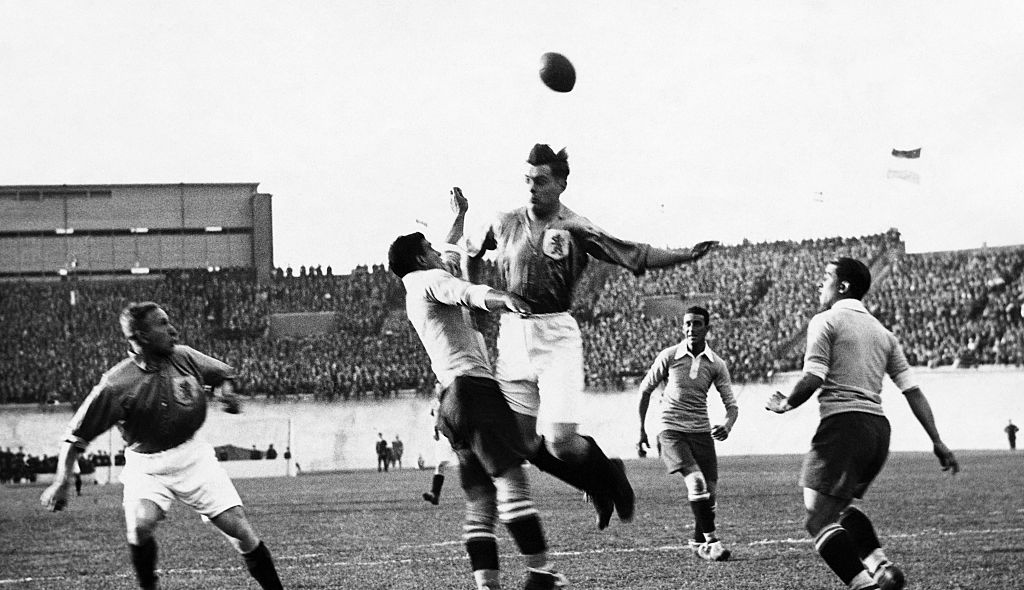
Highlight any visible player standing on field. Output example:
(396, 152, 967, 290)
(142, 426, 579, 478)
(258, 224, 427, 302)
(459, 144, 718, 529)
(389, 229, 568, 590)
(40, 302, 283, 590)
(637, 305, 738, 562)
(767, 258, 958, 590)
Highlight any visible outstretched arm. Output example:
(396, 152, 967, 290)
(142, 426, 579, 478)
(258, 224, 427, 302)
(645, 241, 718, 268)
(766, 372, 823, 413)
(903, 387, 959, 473)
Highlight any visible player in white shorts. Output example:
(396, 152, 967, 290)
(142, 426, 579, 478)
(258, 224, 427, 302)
(459, 144, 718, 528)
(41, 302, 283, 590)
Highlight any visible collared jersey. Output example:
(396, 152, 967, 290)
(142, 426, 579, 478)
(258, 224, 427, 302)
(803, 298, 917, 420)
(66, 345, 234, 453)
(639, 341, 736, 433)
(402, 266, 494, 388)
(466, 204, 650, 314)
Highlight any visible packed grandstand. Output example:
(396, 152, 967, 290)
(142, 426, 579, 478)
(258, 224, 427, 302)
(2, 228, 1022, 406)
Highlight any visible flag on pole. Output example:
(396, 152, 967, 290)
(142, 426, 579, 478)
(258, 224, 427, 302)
(886, 169, 921, 184)
(891, 147, 921, 159)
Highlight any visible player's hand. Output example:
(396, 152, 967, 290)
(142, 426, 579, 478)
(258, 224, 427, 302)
(637, 430, 650, 457)
(766, 391, 790, 414)
(450, 187, 468, 215)
(690, 240, 719, 261)
(711, 424, 730, 441)
(503, 293, 532, 316)
(41, 480, 71, 512)
(933, 442, 959, 474)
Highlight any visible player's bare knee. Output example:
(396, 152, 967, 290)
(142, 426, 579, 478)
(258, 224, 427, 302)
(683, 472, 710, 501)
(547, 425, 584, 459)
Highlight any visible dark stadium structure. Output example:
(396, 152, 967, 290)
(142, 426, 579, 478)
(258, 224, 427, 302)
(1, 185, 1023, 408)
(0, 183, 273, 283)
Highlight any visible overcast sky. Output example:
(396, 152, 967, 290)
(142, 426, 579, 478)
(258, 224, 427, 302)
(3, 2, 1022, 271)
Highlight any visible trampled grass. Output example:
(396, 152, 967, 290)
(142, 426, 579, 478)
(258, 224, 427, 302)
(2, 451, 1022, 589)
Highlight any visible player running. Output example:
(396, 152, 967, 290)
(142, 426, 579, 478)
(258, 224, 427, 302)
(459, 144, 718, 529)
(638, 305, 738, 561)
(767, 257, 959, 590)
(389, 230, 568, 590)
(40, 302, 283, 590)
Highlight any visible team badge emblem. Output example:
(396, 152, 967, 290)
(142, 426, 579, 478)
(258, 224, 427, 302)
(542, 229, 570, 260)
(172, 376, 200, 407)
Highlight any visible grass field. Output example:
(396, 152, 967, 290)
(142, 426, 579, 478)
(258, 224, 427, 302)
(2, 451, 1022, 589)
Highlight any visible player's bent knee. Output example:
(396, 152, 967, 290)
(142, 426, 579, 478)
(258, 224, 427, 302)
(683, 472, 709, 500)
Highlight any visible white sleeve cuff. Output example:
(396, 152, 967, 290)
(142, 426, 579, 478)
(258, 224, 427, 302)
(465, 284, 493, 311)
(803, 361, 829, 380)
(892, 369, 917, 392)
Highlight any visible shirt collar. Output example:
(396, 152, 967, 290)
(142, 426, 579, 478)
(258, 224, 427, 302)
(831, 298, 868, 313)
(674, 340, 717, 362)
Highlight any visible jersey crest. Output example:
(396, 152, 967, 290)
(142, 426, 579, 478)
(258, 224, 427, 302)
(542, 229, 571, 260)
(172, 375, 201, 407)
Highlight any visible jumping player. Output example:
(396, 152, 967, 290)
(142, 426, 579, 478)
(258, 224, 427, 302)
(459, 144, 718, 528)
(40, 302, 284, 590)
(767, 258, 959, 590)
(389, 231, 568, 590)
(637, 306, 738, 561)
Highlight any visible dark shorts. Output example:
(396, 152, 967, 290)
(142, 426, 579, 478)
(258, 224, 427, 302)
(800, 412, 890, 500)
(657, 429, 718, 481)
(436, 376, 530, 487)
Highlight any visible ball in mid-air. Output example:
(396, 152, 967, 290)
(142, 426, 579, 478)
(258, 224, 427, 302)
(539, 52, 576, 92)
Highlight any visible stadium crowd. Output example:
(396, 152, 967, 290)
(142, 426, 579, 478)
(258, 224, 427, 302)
(2, 229, 1023, 406)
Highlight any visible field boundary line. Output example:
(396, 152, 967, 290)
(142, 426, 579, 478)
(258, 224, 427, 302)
(2, 527, 1022, 585)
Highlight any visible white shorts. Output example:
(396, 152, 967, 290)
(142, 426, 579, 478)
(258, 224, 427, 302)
(495, 312, 584, 425)
(121, 438, 242, 525)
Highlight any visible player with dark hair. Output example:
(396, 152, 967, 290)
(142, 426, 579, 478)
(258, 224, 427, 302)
(638, 305, 738, 561)
(389, 230, 568, 590)
(767, 257, 959, 590)
(40, 302, 283, 590)
(459, 144, 718, 529)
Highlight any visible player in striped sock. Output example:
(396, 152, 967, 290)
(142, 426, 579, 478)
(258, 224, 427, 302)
(391, 229, 568, 589)
(768, 257, 959, 590)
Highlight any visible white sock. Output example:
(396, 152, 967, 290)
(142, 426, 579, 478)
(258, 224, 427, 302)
(849, 570, 876, 589)
(863, 548, 888, 573)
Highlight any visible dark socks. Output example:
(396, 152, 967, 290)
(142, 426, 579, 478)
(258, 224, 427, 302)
(689, 498, 717, 541)
(466, 537, 500, 572)
(242, 541, 283, 590)
(129, 537, 158, 590)
(505, 515, 547, 556)
(840, 506, 882, 559)
(815, 524, 868, 585)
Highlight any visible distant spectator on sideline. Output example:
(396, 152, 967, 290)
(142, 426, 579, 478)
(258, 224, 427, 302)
(392, 435, 404, 469)
(265, 444, 278, 460)
(376, 433, 389, 472)
(1006, 420, 1019, 451)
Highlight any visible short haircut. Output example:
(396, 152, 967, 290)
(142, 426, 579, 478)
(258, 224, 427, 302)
(528, 144, 570, 180)
(388, 232, 426, 278)
(829, 257, 871, 299)
(684, 305, 710, 325)
(120, 301, 161, 340)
